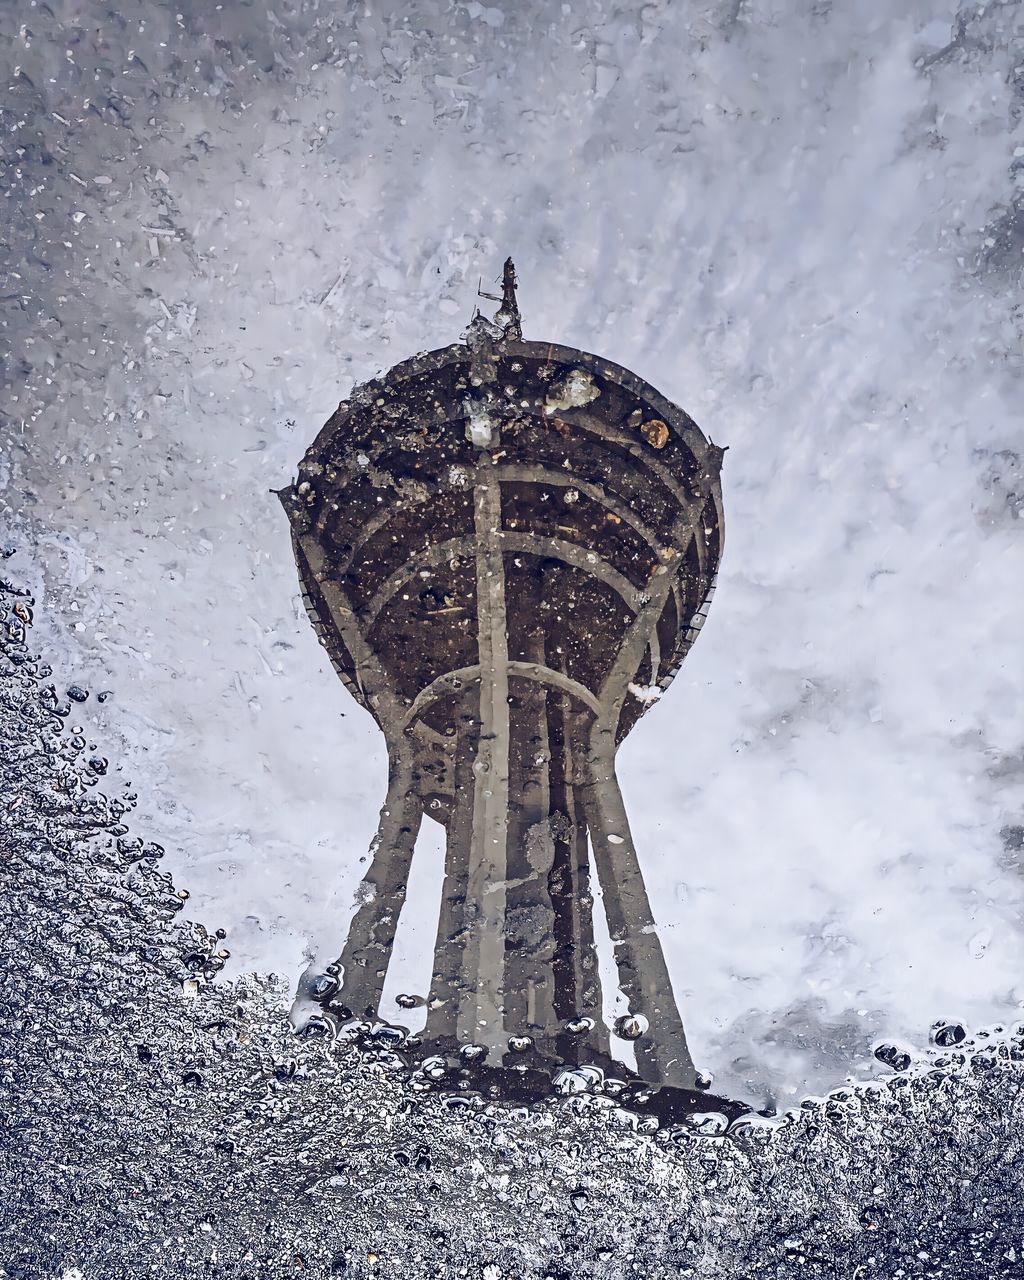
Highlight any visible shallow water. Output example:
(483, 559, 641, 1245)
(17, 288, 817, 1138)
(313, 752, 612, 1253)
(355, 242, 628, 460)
(2, 0, 1023, 1113)
(2, 583, 1024, 1277)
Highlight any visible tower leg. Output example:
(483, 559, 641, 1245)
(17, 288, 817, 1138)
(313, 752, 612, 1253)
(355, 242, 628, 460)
(335, 751, 423, 1020)
(503, 573, 558, 1044)
(579, 747, 696, 1088)
(442, 454, 512, 1057)
(425, 695, 477, 1045)
(550, 699, 608, 1064)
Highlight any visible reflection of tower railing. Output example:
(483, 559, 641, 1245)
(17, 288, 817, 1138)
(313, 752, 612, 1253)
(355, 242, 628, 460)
(280, 261, 724, 1089)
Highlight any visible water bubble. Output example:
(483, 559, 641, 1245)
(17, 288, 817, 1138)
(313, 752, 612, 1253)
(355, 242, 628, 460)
(460, 1043, 488, 1064)
(859, 1203, 886, 1231)
(684, 1111, 729, 1137)
(613, 1013, 648, 1040)
(931, 1021, 967, 1049)
(312, 974, 338, 999)
(371, 1050, 407, 1072)
(507, 1034, 533, 1053)
(420, 1055, 447, 1081)
(727, 1114, 773, 1138)
(873, 1042, 912, 1072)
(298, 1015, 335, 1041)
(371, 1023, 406, 1047)
(564, 1016, 594, 1035)
(552, 1067, 591, 1095)
(339, 1019, 370, 1040)
(444, 1094, 479, 1112)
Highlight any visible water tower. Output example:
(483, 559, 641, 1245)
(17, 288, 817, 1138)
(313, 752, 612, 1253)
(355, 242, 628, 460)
(280, 262, 724, 1089)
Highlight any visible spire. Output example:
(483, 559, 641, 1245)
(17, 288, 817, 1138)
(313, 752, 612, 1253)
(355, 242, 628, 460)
(498, 256, 522, 340)
(474, 256, 523, 342)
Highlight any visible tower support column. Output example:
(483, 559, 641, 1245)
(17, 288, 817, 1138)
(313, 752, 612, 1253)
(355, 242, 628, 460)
(446, 451, 513, 1057)
(336, 750, 423, 1018)
(580, 746, 695, 1088)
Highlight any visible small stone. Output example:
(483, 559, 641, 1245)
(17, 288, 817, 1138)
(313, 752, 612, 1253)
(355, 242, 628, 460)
(640, 418, 670, 449)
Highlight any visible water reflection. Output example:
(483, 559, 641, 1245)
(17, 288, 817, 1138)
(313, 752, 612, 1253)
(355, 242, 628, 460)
(281, 263, 725, 1102)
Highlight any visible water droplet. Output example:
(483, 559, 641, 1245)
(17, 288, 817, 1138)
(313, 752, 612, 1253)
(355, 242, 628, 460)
(684, 1111, 729, 1137)
(614, 1013, 648, 1040)
(298, 1015, 335, 1041)
(931, 1021, 966, 1049)
(371, 1023, 406, 1046)
(507, 1034, 533, 1053)
(564, 1016, 594, 1035)
(459, 1043, 488, 1064)
(873, 1042, 911, 1072)
(395, 993, 419, 1009)
(859, 1203, 886, 1231)
(552, 1067, 590, 1095)
(339, 1019, 370, 1040)
(66, 685, 89, 703)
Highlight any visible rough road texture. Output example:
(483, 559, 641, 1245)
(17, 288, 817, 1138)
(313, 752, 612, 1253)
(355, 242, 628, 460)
(4, 594, 1024, 1280)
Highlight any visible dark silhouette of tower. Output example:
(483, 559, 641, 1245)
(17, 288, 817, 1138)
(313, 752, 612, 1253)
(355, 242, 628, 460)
(280, 262, 724, 1089)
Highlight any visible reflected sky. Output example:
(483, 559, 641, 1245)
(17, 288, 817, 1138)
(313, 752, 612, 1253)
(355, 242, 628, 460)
(2, 0, 1022, 1109)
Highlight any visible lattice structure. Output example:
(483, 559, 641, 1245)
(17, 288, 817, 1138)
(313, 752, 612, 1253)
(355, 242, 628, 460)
(280, 262, 724, 1088)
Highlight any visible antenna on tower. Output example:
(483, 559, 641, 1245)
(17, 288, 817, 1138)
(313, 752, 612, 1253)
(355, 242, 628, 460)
(476, 256, 523, 340)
